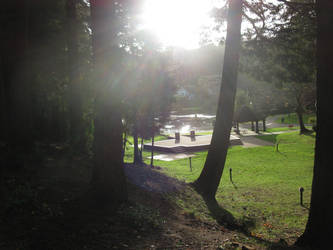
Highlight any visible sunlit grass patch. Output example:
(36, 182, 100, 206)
(155, 132, 315, 243)
(265, 126, 312, 133)
(275, 113, 316, 125)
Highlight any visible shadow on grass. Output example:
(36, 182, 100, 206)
(301, 204, 310, 210)
(194, 191, 305, 250)
(202, 196, 242, 230)
(303, 131, 316, 138)
(231, 180, 238, 189)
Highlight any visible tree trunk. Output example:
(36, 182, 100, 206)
(133, 121, 140, 164)
(236, 122, 240, 134)
(90, 0, 127, 203)
(192, 0, 242, 199)
(3, 0, 33, 167)
(66, 0, 84, 151)
(150, 134, 154, 167)
(296, 0, 333, 248)
(122, 131, 127, 163)
(0, 53, 5, 205)
(251, 121, 254, 131)
(296, 109, 309, 134)
(262, 119, 266, 132)
(140, 137, 144, 163)
(255, 120, 259, 133)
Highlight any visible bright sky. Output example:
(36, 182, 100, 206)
(141, 0, 224, 49)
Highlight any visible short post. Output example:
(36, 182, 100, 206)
(190, 130, 196, 141)
(189, 157, 192, 172)
(299, 187, 304, 206)
(175, 132, 180, 143)
(229, 168, 233, 182)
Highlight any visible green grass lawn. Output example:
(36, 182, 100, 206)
(265, 126, 300, 133)
(275, 113, 316, 125)
(147, 132, 315, 242)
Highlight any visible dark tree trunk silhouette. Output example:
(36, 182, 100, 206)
(296, 0, 333, 248)
(133, 121, 141, 164)
(255, 120, 259, 133)
(2, 1, 33, 167)
(150, 134, 154, 167)
(192, 0, 242, 199)
(0, 52, 4, 204)
(262, 119, 266, 131)
(90, 0, 127, 203)
(140, 137, 144, 163)
(66, 0, 84, 151)
(122, 131, 127, 163)
(296, 105, 310, 134)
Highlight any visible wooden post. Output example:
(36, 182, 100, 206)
(190, 130, 195, 141)
(175, 132, 180, 143)
(189, 157, 192, 172)
(300, 187, 304, 206)
(229, 168, 233, 182)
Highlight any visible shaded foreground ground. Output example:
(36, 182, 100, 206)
(0, 152, 240, 249)
(1, 135, 313, 249)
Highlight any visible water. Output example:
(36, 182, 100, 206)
(161, 113, 216, 135)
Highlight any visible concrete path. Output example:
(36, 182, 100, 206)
(149, 134, 241, 148)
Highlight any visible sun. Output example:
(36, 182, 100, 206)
(141, 0, 220, 49)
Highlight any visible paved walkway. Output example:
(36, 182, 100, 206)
(147, 134, 241, 148)
(146, 130, 289, 161)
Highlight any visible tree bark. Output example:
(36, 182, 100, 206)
(90, 0, 127, 203)
(192, 0, 242, 199)
(296, 0, 333, 248)
(140, 137, 144, 163)
(66, 0, 84, 151)
(2, 0, 33, 166)
(296, 109, 310, 134)
(262, 119, 266, 132)
(150, 134, 154, 167)
(255, 120, 259, 133)
(133, 121, 140, 164)
(122, 131, 127, 163)
(251, 121, 254, 131)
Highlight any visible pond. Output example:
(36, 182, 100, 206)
(161, 113, 216, 135)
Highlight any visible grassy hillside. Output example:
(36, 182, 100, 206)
(148, 132, 315, 243)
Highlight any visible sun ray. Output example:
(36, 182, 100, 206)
(141, 0, 220, 49)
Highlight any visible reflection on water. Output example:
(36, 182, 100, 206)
(180, 125, 191, 133)
(161, 113, 215, 134)
(170, 114, 216, 119)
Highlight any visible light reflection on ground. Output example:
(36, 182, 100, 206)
(148, 153, 195, 161)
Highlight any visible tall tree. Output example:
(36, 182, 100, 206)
(241, 0, 316, 134)
(90, 0, 127, 203)
(66, 0, 84, 151)
(2, 0, 33, 166)
(296, 0, 333, 248)
(193, 0, 243, 199)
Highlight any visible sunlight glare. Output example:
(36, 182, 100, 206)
(142, 0, 221, 49)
